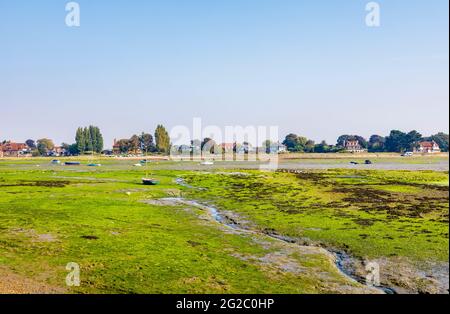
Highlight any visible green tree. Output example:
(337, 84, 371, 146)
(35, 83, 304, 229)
(25, 139, 36, 149)
(314, 140, 330, 153)
(75, 126, 103, 154)
(139, 133, 154, 153)
(96, 127, 104, 153)
(68, 143, 79, 156)
(89, 126, 98, 153)
(61, 143, 70, 151)
(304, 140, 315, 153)
(75, 127, 85, 153)
(368, 135, 386, 152)
(129, 134, 140, 154)
(84, 127, 93, 153)
(37, 138, 54, 156)
(385, 130, 406, 152)
(405, 130, 422, 151)
(283, 134, 297, 151)
(155, 124, 170, 154)
(336, 135, 351, 147)
(282, 134, 308, 152)
(385, 130, 422, 152)
(116, 139, 130, 154)
(429, 133, 449, 152)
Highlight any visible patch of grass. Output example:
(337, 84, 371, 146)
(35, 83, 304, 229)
(182, 169, 449, 263)
(0, 161, 367, 293)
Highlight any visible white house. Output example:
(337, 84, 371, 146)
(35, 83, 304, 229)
(414, 141, 441, 153)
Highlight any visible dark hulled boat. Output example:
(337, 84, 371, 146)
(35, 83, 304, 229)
(142, 178, 160, 185)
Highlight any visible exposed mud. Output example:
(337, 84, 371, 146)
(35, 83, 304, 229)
(0, 180, 71, 188)
(169, 176, 449, 294)
(150, 160, 449, 172)
(331, 186, 449, 221)
(9, 228, 58, 243)
(0, 266, 66, 294)
(147, 195, 382, 294)
(348, 257, 449, 294)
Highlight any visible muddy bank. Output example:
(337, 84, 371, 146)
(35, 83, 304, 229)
(143, 197, 384, 294)
(159, 175, 449, 294)
(150, 160, 450, 172)
(177, 197, 448, 294)
(0, 266, 66, 294)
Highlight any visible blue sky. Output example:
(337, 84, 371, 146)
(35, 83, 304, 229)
(0, 0, 448, 147)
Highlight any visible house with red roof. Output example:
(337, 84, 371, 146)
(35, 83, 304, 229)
(344, 139, 366, 153)
(414, 141, 441, 154)
(0, 141, 31, 157)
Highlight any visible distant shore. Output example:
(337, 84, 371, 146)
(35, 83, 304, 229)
(1, 152, 448, 160)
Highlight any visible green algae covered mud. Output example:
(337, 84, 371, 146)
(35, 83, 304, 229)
(0, 158, 448, 294)
(181, 169, 449, 294)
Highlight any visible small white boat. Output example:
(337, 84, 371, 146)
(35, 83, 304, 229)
(134, 163, 142, 167)
(200, 161, 214, 166)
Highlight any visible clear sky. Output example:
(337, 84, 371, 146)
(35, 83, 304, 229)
(1, 0, 448, 148)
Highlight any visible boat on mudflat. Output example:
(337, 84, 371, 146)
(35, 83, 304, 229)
(142, 178, 160, 185)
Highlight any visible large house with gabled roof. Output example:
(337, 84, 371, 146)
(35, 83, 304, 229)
(414, 141, 441, 154)
(0, 141, 30, 157)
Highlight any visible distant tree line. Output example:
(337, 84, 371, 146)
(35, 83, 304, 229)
(367, 131, 449, 153)
(114, 124, 171, 155)
(115, 133, 155, 154)
(20, 126, 104, 156)
(282, 131, 449, 153)
(11, 127, 449, 157)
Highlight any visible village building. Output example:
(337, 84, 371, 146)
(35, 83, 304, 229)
(0, 142, 31, 157)
(256, 143, 287, 154)
(49, 146, 67, 157)
(270, 143, 287, 154)
(112, 139, 122, 155)
(414, 141, 441, 154)
(344, 139, 366, 153)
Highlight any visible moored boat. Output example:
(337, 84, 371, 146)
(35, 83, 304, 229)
(142, 178, 160, 185)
